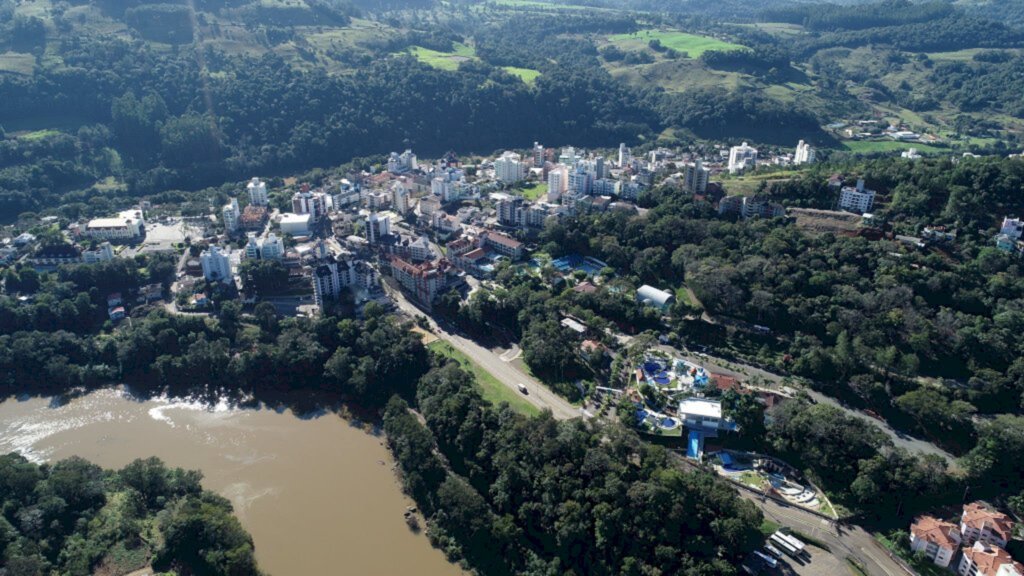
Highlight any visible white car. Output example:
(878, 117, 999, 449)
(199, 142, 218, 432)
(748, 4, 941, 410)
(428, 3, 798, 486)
(517, 383, 528, 395)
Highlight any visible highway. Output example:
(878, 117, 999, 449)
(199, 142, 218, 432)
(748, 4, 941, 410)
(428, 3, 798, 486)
(382, 278, 583, 420)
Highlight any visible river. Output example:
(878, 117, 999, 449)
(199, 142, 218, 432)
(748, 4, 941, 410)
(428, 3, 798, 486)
(0, 389, 464, 576)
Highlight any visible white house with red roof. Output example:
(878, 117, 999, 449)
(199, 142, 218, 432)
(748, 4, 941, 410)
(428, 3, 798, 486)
(911, 515, 962, 568)
(958, 542, 1024, 576)
(962, 502, 1015, 549)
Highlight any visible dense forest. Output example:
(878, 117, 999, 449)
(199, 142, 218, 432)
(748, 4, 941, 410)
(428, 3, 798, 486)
(384, 362, 764, 575)
(0, 454, 260, 575)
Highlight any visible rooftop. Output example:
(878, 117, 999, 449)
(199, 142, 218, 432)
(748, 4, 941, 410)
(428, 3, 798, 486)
(678, 398, 722, 419)
(963, 502, 1015, 541)
(910, 515, 960, 550)
(962, 542, 1024, 576)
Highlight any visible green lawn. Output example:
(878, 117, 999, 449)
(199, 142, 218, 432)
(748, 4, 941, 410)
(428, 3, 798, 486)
(519, 182, 548, 200)
(407, 42, 478, 71)
(608, 29, 746, 58)
(841, 140, 945, 154)
(502, 66, 541, 85)
(428, 340, 540, 416)
(16, 129, 61, 141)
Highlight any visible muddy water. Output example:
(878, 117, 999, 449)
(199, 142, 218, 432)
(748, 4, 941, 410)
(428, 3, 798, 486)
(0, 389, 463, 576)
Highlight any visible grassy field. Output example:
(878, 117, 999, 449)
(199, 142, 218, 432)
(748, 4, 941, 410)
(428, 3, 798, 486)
(841, 140, 945, 154)
(604, 58, 746, 93)
(0, 51, 36, 75)
(407, 43, 478, 71)
(428, 340, 540, 416)
(608, 30, 746, 58)
(488, 0, 607, 11)
(502, 66, 541, 85)
(519, 182, 548, 200)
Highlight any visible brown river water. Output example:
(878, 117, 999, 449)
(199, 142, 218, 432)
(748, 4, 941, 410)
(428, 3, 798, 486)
(0, 389, 464, 576)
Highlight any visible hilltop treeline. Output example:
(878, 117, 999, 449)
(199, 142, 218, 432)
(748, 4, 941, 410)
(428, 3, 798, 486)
(0, 454, 261, 575)
(384, 362, 763, 575)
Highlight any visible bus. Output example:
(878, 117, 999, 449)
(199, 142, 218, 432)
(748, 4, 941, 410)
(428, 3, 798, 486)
(753, 550, 778, 569)
(772, 531, 806, 555)
(769, 533, 803, 558)
(763, 543, 783, 559)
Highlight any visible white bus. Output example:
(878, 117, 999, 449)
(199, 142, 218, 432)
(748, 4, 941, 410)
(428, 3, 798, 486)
(753, 550, 778, 569)
(769, 533, 802, 558)
(772, 531, 806, 554)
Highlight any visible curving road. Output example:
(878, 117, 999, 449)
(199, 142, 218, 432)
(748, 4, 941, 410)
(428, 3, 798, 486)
(382, 278, 582, 420)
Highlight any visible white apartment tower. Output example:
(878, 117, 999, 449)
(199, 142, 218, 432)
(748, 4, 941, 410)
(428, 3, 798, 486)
(533, 142, 544, 166)
(222, 198, 240, 234)
(547, 165, 568, 202)
(728, 142, 758, 174)
(200, 246, 233, 283)
(838, 179, 876, 214)
(684, 160, 710, 194)
(494, 151, 526, 183)
(247, 177, 269, 206)
(794, 140, 816, 165)
(391, 182, 411, 215)
(365, 212, 392, 244)
(618, 143, 631, 168)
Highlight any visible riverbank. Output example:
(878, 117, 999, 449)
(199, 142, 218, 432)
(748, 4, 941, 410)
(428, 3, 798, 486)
(0, 389, 464, 576)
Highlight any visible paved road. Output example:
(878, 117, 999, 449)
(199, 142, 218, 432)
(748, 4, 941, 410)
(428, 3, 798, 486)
(744, 490, 909, 576)
(383, 279, 582, 420)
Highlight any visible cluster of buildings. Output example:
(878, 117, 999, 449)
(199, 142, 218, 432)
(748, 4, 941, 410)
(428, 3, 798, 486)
(910, 503, 1021, 576)
(995, 217, 1024, 256)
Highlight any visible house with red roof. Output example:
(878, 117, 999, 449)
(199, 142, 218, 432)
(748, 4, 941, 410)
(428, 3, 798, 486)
(911, 515, 962, 568)
(958, 542, 1024, 576)
(962, 502, 1015, 548)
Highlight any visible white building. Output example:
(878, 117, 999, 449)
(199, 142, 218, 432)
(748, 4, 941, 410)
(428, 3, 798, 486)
(291, 190, 328, 222)
(222, 198, 240, 234)
(532, 141, 545, 166)
(794, 140, 816, 165)
(838, 179, 876, 214)
(678, 398, 726, 430)
(247, 177, 269, 206)
(200, 246, 233, 284)
(82, 242, 115, 264)
(958, 542, 1024, 576)
(496, 195, 524, 227)
(312, 258, 358, 307)
(332, 179, 361, 209)
(558, 146, 579, 166)
(683, 160, 709, 194)
(547, 165, 568, 202)
(279, 213, 311, 237)
(728, 142, 758, 174)
(387, 150, 417, 174)
(568, 166, 593, 198)
(244, 232, 283, 260)
(365, 212, 392, 244)
(85, 209, 145, 241)
(909, 516, 961, 568)
(391, 182, 411, 215)
(961, 503, 1015, 549)
(419, 195, 442, 216)
(1000, 217, 1023, 241)
(494, 151, 526, 183)
(618, 143, 631, 168)
(637, 285, 675, 310)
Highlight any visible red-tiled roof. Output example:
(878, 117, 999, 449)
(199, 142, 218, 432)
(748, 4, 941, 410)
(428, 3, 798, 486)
(484, 231, 522, 248)
(911, 516, 960, 551)
(963, 503, 1015, 542)
(962, 542, 1024, 576)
